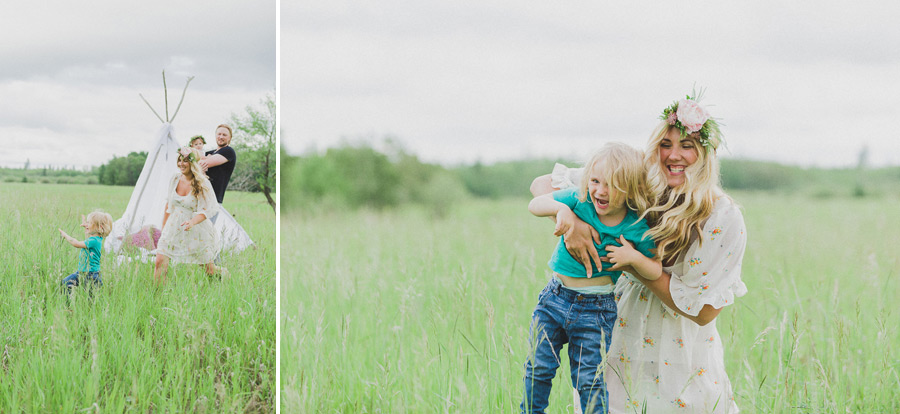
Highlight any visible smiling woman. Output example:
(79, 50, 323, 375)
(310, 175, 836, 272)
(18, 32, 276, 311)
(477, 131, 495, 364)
(153, 147, 225, 283)
(533, 93, 747, 413)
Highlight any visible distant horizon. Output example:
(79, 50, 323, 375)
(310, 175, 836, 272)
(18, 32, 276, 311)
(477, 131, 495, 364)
(3, 136, 885, 171)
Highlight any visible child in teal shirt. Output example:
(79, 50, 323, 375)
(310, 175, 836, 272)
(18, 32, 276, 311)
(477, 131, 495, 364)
(522, 142, 660, 414)
(59, 211, 113, 295)
(547, 186, 655, 282)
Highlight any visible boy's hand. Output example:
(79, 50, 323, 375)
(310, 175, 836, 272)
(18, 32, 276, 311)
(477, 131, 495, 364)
(606, 236, 640, 270)
(59, 228, 69, 239)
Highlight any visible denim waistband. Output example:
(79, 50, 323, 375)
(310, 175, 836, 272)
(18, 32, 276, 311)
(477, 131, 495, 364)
(547, 277, 615, 305)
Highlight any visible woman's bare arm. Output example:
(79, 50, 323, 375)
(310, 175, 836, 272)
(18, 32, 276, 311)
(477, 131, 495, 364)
(530, 174, 556, 197)
(631, 271, 722, 326)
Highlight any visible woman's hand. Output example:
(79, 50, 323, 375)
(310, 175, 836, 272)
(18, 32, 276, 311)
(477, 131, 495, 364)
(562, 217, 602, 278)
(553, 207, 576, 239)
(181, 220, 194, 231)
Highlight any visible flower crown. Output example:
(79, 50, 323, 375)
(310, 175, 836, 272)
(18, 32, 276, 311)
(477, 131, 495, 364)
(659, 89, 724, 152)
(177, 147, 200, 162)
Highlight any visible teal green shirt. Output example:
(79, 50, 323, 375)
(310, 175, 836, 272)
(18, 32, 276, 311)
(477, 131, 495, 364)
(77, 236, 103, 273)
(548, 188, 655, 284)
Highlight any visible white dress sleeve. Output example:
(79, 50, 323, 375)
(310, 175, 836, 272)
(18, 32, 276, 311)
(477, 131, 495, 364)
(550, 163, 584, 190)
(668, 197, 748, 316)
(166, 174, 179, 214)
(194, 178, 220, 220)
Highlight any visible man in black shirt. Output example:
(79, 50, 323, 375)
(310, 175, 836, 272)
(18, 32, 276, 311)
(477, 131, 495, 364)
(200, 124, 237, 223)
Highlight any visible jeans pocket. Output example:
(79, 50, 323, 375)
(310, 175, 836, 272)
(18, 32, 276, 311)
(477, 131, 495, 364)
(595, 308, 616, 344)
(536, 281, 555, 305)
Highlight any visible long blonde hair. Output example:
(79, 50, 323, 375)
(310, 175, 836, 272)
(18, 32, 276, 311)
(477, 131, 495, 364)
(642, 121, 722, 262)
(179, 148, 211, 198)
(578, 142, 652, 217)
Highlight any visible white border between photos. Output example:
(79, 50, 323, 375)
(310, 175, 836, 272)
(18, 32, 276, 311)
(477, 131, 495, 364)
(274, 0, 281, 411)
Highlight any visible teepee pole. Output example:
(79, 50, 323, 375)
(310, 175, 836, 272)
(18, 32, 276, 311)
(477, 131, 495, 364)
(163, 71, 169, 122)
(169, 76, 194, 123)
(139, 94, 165, 123)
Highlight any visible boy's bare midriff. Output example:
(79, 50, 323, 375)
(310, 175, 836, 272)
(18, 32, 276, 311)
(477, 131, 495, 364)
(556, 272, 613, 288)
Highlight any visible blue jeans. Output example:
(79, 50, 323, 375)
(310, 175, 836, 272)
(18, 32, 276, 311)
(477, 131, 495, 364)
(61, 271, 102, 297)
(522, 278, 616, 414)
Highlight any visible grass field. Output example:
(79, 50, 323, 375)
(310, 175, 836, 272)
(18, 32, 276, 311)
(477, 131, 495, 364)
(280, 191, 900, 413)
(0, 183, 275, 413)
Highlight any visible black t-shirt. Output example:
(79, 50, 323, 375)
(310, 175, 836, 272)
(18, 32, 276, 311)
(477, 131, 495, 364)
(205, 146, 236, 203)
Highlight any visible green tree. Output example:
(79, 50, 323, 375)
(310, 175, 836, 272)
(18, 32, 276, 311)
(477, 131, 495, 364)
(230, 93, 276, 211)
(97, 152, 147, 186)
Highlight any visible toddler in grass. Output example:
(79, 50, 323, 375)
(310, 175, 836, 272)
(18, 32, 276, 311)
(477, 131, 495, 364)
(58, 211, 113, 294)
(522, 142, 660, 414)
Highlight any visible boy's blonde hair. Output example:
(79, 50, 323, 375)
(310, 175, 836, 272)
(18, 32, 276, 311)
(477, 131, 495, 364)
(578, 142, 652, 216)
(642, 121, 723, 262)
(86, 211, 114, 238)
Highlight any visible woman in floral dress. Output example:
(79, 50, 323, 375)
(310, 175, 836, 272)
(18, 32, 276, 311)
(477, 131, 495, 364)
(533, 93, 747, 413)
(154, 147, 224, 283)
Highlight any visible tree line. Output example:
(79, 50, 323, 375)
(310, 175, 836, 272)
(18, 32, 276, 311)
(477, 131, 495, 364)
(282, 139, 900, 215)
(6, 94, 275, 200)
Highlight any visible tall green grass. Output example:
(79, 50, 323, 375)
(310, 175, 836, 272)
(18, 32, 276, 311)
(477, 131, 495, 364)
(281, 192, 900, 413)
(1, 183, 275, 413)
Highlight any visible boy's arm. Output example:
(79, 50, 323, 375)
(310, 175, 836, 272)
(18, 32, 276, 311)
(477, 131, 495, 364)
(528, 193, 564, 217)
(529, 194, 578, 235)
(605, 236, 662, 280)
(59, 229, 87, 249)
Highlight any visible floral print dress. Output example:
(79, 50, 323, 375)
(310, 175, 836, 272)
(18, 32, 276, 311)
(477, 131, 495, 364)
(156, 174, 222, 264)
(606, 196, 747, 413)
(552, 164, 748, 413)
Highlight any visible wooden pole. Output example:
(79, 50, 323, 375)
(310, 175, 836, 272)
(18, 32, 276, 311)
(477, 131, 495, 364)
(139, 94, 165, 123)
(169, 76, 194, 123)
(162, 71, 169, 122)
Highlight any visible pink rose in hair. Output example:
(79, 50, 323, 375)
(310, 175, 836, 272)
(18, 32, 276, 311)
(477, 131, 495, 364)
(666, 112, 677, 125)
(179, 147, 192, 158)
(675, 99, 710, 134)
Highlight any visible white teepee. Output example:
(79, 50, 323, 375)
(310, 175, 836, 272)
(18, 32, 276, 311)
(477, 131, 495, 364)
(215, 205, 255, 252)
(104, 122, 179, 254)
(105, 73, 254, 258)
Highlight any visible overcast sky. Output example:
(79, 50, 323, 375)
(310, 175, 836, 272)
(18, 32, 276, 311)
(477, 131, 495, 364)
(1, 0, 275, 169)
(283, 0, 900, 168)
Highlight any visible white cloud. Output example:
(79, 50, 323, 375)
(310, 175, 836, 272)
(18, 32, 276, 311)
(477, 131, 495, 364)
(282, 0, 900, 167)
(1, 0, 275, 168)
